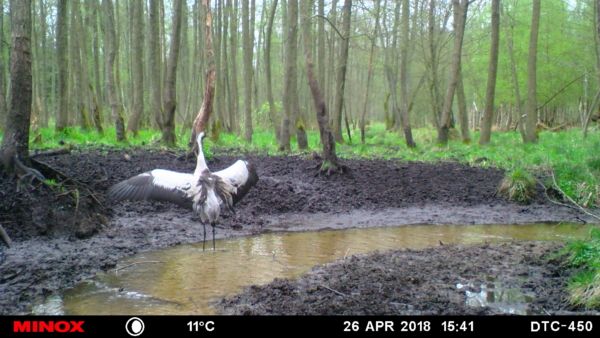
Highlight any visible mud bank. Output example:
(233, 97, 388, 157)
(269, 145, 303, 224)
(0, 149, 593, 314)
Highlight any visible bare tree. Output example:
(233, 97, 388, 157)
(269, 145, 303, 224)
(55, 0, 68, 131)
(190, 0, 216, 151)
(161, 0, 183, 146)
(360, 0, 380, 144)
(399, 0, 415, 147)
(479, 0, 500, 145)
(265, 0, 279, 141)
(300, 0, 343, 174)
(127, 0, 144, 136)
(331, 0, 352, 143)
(242, 0, 253, 142)
(149, 0, 162, 130)
(504, 4, 525, 138)
(437, 0, 468, 145)
(72, 0, 91, 130)
(524, 0, 540, 143)
(228, 0, 239, 133)
(456, 67, 470, 142)
(0, 0, 7, 129)
(102, 0, 126, 142)
(280, 0, 296, 151)
(1, 0, 32, 168)
(89, 0, 103, 133)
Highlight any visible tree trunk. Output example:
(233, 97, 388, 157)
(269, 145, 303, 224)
(127, 0, 144, 136)
(265, 0, 279, 142)
(456, 66, 470, 142)
(280, 0, 294, 151)
(479, 0, 500, 145)
(190, 0, 216, 152)
(300, 0, 342, 174)
(0, 0, 7, 130)
(149, 0, 162, 129)
(437, 0, 468, 144)
(505, 3, 524, 139)
(399, 0, 415, 148)
(72, 0, 91, 131)
(585, 0, 600, 138)
(1, 0, 32, 169)
(524, 0, 540, 143)
(331, 0, 352, 144)
(290, 0, 307, 150)
(317, 0, 325, 88)
(102, 0, 126, 142)
(55, 0, 68, 131)
(89, 0, 103, 133)
(427, 0, 442, 130)
(242, 0, 253, 142)
(161, 0, 183, 146)
(360, 0, 380, 144)
(228, 0, 239, 133)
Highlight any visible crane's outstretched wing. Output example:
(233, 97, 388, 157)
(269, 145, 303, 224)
(213, 160, 258, 205)
(108, 169, 193, 209)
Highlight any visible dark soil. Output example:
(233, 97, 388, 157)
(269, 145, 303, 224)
(217, 242, 585, 315)
(0, 148, 594, 315)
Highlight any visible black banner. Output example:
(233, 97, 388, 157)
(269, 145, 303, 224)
(0, 316, 598, 337)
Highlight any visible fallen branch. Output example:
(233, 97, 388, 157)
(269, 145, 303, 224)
(0, 223, 12, 247)
(546, 171, 600, 222)
(318, 284, 349, 297)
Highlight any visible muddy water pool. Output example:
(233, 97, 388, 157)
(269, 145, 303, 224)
(54, 223, 591, 315)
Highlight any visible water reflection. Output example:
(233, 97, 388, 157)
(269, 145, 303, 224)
(62, 223, 591, 315)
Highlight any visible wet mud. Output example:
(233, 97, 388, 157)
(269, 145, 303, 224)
(0, 149, 594, 314)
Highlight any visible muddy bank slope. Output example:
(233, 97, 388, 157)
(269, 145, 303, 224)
(0, 149, 591, 314)
(218, 241, 589, 315)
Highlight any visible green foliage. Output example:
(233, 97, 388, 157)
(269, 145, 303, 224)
(497, 168, 536, 204)
(566, 227, 600, 308)
(463, 0, 596, 111)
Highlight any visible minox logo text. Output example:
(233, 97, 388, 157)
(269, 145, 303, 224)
(13, 321, 85, 333)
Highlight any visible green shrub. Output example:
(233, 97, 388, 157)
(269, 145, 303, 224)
(497, 168, 537, 204)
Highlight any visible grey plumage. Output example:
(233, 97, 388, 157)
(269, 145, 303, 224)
(108, 132, 258, 250)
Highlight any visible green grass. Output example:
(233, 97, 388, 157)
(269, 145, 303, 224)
(566, 227, 600, 308)
(497, 168, 537, 204)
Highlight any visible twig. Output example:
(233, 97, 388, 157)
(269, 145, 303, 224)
(0, 223, 12, 247)
(319, 284, 349, 297)
(537, 73, 584, 111)
(310, 15, 346, 40)
(115, 260, 163, 274)
(548, 171, 600, 222)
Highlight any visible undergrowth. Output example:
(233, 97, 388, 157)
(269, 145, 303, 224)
(566, 227, 600, 309)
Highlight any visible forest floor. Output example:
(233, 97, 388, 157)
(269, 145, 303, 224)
(0, 148, 596, 314)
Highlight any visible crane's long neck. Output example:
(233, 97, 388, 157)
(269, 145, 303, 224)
(194, 138, 209, 177)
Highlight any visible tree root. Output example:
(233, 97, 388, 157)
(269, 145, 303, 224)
(313, 160, 350, 177)
(30, 158, 105, 208)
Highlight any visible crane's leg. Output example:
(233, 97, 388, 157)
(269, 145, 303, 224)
(212, 223, 216, 251)
(202, 223, 206, 251)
